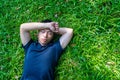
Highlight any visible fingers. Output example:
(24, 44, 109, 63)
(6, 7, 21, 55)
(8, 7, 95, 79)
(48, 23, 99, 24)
(51, 22, 59, 32)
(54, 22, 59, 32)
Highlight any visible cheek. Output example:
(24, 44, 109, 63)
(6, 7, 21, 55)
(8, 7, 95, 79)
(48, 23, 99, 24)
(48, 35, 53, 40)
(38, 32, 43, 37)
(38, 34, 42, 40)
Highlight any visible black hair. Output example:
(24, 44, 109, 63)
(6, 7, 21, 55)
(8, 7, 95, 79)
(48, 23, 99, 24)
(41, 19, 52, 23)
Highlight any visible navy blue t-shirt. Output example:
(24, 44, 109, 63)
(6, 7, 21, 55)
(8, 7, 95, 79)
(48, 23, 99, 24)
(21, 40, 63, 80)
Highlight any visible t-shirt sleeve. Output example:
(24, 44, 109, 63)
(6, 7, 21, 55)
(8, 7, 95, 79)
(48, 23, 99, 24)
(54, 40, 64, 62)
(22, 39, 33, 53)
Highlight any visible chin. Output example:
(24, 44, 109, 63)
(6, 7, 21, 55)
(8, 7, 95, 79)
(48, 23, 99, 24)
(42, 42, 48, 45)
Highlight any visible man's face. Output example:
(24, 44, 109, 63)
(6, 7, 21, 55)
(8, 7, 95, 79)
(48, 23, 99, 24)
(38, 29, 53, 46)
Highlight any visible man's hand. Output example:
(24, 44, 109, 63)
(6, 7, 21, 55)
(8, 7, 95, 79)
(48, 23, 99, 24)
(48, 22, 59, 33)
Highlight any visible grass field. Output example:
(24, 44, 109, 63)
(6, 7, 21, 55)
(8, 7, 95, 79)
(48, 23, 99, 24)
(0, 0, 120, 80)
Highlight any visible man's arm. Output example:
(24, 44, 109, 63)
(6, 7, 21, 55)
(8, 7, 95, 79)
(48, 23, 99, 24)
(20, 22, 55, 46)
(58, 28, 73, 49)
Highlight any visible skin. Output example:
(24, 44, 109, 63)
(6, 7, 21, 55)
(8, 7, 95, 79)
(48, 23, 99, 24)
(20, 22, 73, 49)
(38, 29, 54, 46)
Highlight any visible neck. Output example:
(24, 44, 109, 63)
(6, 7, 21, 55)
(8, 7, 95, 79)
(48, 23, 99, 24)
(38, 41, 47, 46)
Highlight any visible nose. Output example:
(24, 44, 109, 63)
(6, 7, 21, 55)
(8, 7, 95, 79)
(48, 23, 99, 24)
(43, 32, 48, 38)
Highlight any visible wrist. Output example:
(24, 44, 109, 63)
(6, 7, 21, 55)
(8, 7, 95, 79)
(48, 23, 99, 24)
(37, 23, 49, 29)
(44, 23, 51, 28)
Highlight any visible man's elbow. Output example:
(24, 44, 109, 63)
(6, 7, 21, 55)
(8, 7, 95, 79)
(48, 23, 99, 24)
(20, 24, 27, 33)
(20, 23, 25, 29)
(67, 28, 73, 39)
(20, 23, 28, 31)
(71, 28, 73, 33)
(69, 28, 73, 35)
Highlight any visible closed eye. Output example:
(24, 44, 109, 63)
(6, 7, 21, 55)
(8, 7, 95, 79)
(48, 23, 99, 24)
(41, 30, 45, 33)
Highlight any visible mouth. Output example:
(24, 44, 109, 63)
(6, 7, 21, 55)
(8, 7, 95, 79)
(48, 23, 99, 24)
(42, 38, 47, 42)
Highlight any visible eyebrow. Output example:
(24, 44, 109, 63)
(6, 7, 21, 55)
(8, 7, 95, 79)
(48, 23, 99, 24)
(40, 29, 52, 32)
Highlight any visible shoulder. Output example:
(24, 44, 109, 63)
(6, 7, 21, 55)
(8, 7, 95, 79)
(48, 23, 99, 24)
(53, 40, 64, 50)
(22, 39, 36, 50)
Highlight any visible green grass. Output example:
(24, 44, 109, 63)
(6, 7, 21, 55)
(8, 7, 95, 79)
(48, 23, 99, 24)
(0, 0, 120, 80)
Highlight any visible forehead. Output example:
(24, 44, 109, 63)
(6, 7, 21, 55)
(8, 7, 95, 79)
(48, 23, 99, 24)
(40, 28, 51, 31)
(39, 28, 53, 33)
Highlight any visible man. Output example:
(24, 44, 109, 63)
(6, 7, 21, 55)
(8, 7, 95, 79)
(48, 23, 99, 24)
(20, 19, 73, 80)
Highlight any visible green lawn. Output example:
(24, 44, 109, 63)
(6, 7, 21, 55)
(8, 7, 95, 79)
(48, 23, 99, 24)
(0, 0, 120, 80)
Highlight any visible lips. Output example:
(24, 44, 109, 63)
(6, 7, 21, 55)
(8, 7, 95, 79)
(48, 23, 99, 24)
(42, 38, 47, 42)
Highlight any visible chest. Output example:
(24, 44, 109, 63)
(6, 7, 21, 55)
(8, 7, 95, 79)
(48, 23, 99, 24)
(25, 45, 57, 65)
